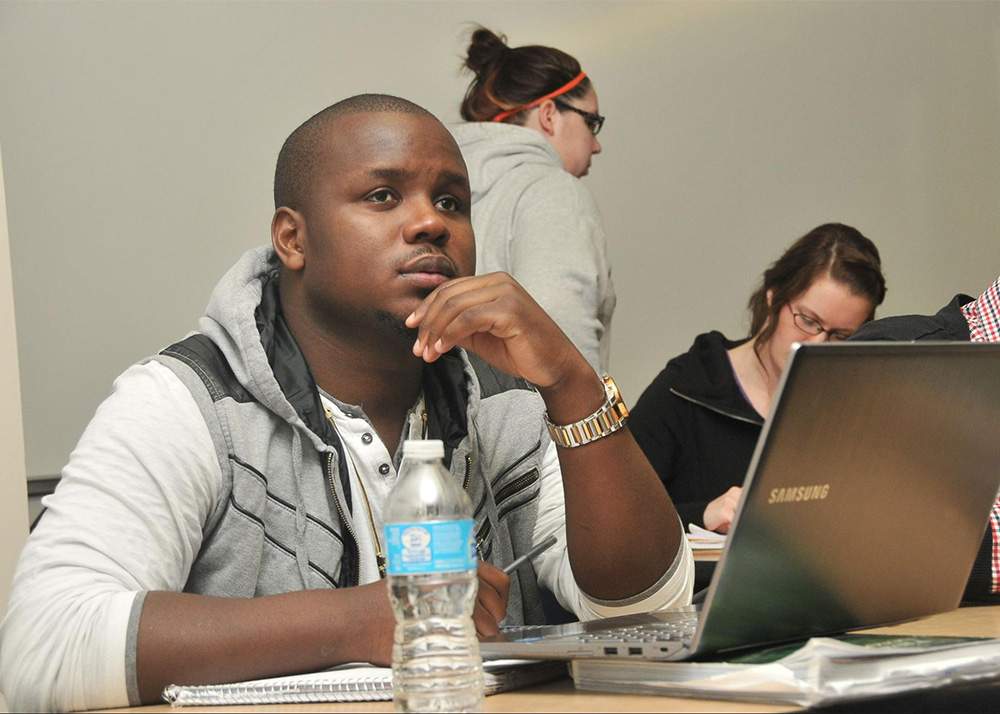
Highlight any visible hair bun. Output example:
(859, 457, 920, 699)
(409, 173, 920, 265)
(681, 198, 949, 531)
(465, 27, 509, 76)
(459, 27, 586, 123)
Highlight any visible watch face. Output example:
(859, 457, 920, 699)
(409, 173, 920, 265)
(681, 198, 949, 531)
(602, 375, 628, 419)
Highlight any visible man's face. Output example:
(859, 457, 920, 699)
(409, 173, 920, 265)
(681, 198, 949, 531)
(294, 112, 475, 338)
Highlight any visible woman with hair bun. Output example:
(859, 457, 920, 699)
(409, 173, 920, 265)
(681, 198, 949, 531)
(629, 223, 887, 536)
(452, 27, 612, 372)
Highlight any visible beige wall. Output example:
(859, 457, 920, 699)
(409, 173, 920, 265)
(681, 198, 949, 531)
(1, 1, 998, 478)
(0, 126, 29, 617)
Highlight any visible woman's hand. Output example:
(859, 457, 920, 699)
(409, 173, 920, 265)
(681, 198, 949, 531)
(703, 486, 742, 533)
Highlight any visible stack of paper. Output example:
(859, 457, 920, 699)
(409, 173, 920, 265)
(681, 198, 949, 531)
(572, 634, 1000, 707)
(686, 524, 726, 561)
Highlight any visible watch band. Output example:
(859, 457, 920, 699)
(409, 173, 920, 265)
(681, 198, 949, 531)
(545, 375, 629, 448)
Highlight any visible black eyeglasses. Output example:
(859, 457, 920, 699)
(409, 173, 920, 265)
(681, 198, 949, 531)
(553, 99, 605, 136)
(787, 304, 854, 342)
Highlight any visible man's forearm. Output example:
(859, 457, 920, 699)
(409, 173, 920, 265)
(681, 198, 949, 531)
(136, 584, 393, 703)
(538, 367, 683, 600)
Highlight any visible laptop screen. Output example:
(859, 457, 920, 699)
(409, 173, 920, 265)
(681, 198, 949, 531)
(481, 342, 1000, 662)
(695, 341, 1000, 654)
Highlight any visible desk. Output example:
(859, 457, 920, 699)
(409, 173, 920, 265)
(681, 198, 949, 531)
(102, 605, 999, 713)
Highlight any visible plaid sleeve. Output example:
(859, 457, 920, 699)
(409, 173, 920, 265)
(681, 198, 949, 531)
(991, 497, 1000, 594)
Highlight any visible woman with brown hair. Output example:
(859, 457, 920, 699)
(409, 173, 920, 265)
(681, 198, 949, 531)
(452, 27, 611, 372)
(629, 223, 887, 534)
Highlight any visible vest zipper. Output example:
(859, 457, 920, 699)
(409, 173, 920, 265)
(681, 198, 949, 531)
(494, 469, 539, 508)
(462, 454, 473, 491)
(475, 518, 493, 561)
(669, 388, 763, 426)
(326, 451, 361, 587)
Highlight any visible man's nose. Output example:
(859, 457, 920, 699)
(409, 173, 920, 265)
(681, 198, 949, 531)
(592, 135, 602, 154)
(403, 200, 449, 245)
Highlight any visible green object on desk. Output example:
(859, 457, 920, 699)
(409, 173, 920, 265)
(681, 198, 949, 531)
(716, 633, 988, 664)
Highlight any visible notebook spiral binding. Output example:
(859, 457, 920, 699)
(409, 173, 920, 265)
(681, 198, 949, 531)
(161, 659, 567, 706)
(162, 671, 392, 706)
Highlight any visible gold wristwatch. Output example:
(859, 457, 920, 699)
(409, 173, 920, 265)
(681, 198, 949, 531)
(545, 375, 629, 448)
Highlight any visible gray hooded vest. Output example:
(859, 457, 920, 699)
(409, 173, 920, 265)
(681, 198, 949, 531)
(150, 248, 551, 624)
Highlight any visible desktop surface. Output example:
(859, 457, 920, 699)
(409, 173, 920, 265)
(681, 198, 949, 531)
(99, 605, 999, 713)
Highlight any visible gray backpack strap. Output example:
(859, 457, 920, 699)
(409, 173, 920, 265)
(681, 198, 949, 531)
(465, 352, 535, 398)
(150, 334, 246, 532)
(159, 334, 254, 404)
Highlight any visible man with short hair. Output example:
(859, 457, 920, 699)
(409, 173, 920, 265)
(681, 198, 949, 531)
(0, 95, 693, 711)
(851, 274, 1000, 602)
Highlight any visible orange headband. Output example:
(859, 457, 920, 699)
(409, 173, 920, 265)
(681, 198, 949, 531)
(491, 71, 588, 123)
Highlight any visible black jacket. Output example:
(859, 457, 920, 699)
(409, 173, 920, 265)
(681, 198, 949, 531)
(850, 294, 973, 342)
(630, 331, 764, 528)
(851, 294, 996, 603)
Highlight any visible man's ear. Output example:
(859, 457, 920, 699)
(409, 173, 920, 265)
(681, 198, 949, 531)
(272, 207, 306, 271)
(536, 99, 558, 137)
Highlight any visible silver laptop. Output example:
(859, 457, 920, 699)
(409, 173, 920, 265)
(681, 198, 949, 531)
(481, 342, 1000, 661)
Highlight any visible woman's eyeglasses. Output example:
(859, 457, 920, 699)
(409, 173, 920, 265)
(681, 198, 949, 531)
(788, 304, 854, 342)
(554, 100, 605, 136)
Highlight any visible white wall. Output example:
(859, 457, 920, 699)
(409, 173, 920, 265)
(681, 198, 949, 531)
(1, 1, 998, 478)
(0, 125, 30, 617)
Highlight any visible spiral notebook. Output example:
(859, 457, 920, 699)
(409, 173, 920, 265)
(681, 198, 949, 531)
(162, 659, 567, 706)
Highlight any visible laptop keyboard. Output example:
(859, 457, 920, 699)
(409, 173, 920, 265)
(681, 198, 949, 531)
(503, 612, 699, 645)
(566, 615, 698, 644)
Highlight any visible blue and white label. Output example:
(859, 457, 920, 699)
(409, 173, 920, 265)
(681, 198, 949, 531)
(385, 519, 476, 575)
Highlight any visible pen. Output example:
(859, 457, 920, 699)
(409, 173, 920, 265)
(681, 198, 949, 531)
(502, 534, 558, 575)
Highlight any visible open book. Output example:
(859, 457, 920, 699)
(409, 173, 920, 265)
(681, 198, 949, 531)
(163, 659, 566, 706)
(686, 523, 726, 561)
(571, 635, 1000, 707)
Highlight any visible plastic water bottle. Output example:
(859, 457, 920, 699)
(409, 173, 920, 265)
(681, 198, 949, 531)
(384, 439, 485, 713)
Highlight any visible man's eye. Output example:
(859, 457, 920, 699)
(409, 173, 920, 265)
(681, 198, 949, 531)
(435, 195, 461, 212)
(366, 189, 397, 204)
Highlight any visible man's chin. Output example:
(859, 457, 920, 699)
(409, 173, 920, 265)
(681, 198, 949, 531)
(374, 309, 416, 340)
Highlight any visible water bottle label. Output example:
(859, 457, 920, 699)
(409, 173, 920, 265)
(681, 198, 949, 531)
(385, 519, 477, 575)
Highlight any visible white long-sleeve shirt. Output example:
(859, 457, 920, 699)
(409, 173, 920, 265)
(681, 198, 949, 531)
(0, 361, 692, 711)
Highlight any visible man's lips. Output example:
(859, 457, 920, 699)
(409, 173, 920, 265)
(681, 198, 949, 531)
(399, 254, 457, 289)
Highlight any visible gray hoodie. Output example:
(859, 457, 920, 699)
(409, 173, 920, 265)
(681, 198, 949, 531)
(452, 122, 615, 373)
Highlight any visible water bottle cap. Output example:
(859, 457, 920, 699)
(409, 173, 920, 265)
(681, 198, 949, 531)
(402, 439, 445, 459)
